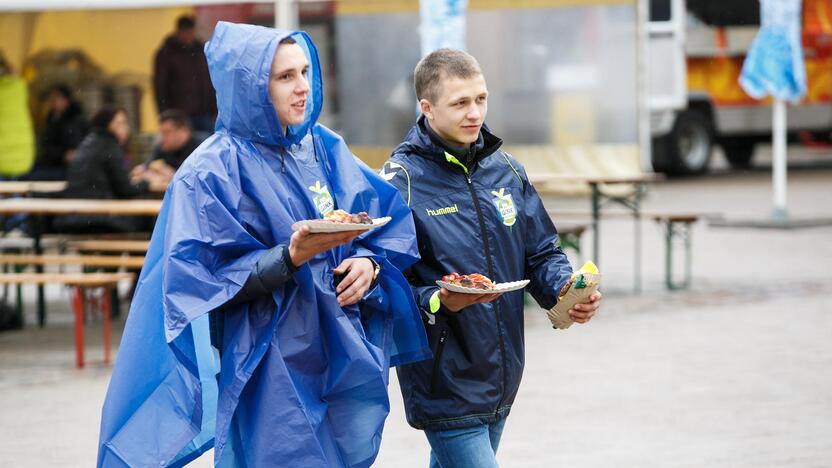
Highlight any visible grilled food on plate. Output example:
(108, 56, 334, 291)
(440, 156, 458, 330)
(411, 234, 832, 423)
(323, 209, 373, 224)
(440, 272, 496, 290)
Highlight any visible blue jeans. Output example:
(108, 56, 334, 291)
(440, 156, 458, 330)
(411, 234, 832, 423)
(425, 418, 507, 468)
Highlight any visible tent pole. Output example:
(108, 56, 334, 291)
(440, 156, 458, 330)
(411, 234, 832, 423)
(275, 0, 297, 31)
(772, 98, 787, 220)
(636, 0, 651, 172)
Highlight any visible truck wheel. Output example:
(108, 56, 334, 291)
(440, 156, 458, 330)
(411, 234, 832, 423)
(652, 110, 714, 175)
(721, 138, 756, 169)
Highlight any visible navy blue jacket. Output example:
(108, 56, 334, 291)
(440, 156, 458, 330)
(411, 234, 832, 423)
(382, 117, 573, 431)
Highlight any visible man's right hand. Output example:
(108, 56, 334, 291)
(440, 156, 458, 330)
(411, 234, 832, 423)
(129, 164, 146, 180)
(288, 225, 362, 267)
(439, 288, 501, 313)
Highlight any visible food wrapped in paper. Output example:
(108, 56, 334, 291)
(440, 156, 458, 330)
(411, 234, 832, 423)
(547, 261, 601, 329)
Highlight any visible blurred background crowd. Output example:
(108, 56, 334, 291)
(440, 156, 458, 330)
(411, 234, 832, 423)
(0, 12, 214, 193)
(2, 0, 831, 192)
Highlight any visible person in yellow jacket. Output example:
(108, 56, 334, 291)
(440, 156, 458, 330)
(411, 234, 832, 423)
(0, 51, 35, 178)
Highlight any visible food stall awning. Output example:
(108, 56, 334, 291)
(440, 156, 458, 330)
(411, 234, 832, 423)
(0, 0, 290, 12)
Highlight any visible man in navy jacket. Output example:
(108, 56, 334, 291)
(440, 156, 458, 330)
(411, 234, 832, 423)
(381, 48, 603, 467)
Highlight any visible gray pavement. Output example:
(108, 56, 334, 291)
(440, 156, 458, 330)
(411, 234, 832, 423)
(1, 150, 831, 467)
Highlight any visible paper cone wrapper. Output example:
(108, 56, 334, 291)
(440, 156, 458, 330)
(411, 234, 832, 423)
(547, 273, 601, 329)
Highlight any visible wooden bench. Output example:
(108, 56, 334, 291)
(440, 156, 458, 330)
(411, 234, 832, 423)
(0, 272, 135, 368)
(548, 209, 718, 290)
(42, 232, 151, 243)
(1, 251, 146, 324)
(0, 236, 63, 252)
(0, 254, 145, 269)
(556, 223, 589, 260)
(1, 234, 149, 252)
(51, 243, 148, 315)
(66, 240, 150, 254)
(644, 213, 704, 290)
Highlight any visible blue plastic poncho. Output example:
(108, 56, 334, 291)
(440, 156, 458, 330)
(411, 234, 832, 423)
(739, 0, 807, 102)
(97, 22, 429, 467)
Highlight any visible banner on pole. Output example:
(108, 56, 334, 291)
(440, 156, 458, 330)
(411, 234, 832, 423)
(739, 0, 806, 103)
(419, 0, 468, 56)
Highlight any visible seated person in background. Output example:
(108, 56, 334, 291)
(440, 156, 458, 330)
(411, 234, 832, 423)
(53, 106, 152, 233)
(28, 84, 87, 181)
(130, 109, 204, 186)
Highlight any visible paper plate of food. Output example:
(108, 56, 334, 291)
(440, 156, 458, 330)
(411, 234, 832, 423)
(436, 272, 530, 294)
(291, 210, 391, 233)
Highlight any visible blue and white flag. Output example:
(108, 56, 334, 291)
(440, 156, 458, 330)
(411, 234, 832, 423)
(739, 0, 807, 102)
(420, 0, 468, 55)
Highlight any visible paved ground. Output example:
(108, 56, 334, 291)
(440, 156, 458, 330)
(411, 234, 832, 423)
(1, 148, 831, 467)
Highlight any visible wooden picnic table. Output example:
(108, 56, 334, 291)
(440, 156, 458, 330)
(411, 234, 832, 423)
(0, 271, 135, 285)
(0, 271, 135, 367)
(530, 173, 665, 293)
(0, 198, 162, 216)
(0, 198, 162, 326)
(0, 254, 145, 269)
(68, 240, 150, 254)
(0, 180, 168, 197)
(0, 181, 67, 196)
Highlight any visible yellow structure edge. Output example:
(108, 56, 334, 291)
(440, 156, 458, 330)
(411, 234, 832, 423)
(337, 0, 633, 16)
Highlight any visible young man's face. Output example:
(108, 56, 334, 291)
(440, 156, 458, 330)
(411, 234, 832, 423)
(421, 74, 488, 147)
(269, 43, 310, 131)
(158, 120, 191, 152)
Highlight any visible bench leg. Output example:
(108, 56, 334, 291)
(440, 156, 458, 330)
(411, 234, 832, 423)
(72, 287, 85, 368)
(591, 184, 600, 266)
(558, 233, 583, 263)
(664, 222, 673, 290)
(102, 287, 112, 366)
(12, 264, 24, 328)
(110, 287, 120, 319)
(15, 284, 23, 326)
(664, 221, 694, 290)
(685, 222, 693, 289)
(634, 206, 642, 294)
(32, 217, 46, 328)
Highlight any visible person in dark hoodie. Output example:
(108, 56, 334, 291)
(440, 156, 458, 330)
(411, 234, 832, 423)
(54, 106, 150, 233)
(381, 49, 603, 467)
(153, 15, 217, 133)
(28, 84, 86, 180)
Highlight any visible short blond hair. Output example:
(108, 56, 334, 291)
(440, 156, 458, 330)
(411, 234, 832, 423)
(414, 48, 482, 103)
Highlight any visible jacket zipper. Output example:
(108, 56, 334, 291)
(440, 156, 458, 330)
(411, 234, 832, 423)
(429, 328, 449, 395)
(462, 171, 508, 415)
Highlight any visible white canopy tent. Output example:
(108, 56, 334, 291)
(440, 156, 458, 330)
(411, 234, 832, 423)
(0, 0, 303, 133)
(0, 0, 298, 30)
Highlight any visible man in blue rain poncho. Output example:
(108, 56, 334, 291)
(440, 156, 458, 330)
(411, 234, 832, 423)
(97, 22, 429, 467)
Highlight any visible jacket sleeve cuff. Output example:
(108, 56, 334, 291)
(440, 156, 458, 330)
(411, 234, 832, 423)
(256, 244, 296, 289)
(428, 290, 441, 314)
(349, 246, 381, 262)
(414, 286, 441, 315)
(225, 244, 293, 307)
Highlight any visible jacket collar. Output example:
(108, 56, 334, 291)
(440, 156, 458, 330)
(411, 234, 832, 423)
(400, 115, 503, 173)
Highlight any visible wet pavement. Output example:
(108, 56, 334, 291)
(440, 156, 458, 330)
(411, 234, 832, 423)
(1, 148, 831, 467)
